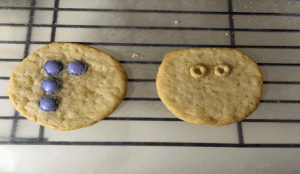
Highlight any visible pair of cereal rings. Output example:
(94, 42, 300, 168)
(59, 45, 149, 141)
(190, 64, 230, 79)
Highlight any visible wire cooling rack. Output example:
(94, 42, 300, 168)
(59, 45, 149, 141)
(0, 0, 300, 148)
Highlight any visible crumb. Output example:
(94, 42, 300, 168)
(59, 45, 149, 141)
(131, 54, 138, 58)
(225, 33, 228, 35)
(174, 21, 179, 24)
(141, 57, 143, 59)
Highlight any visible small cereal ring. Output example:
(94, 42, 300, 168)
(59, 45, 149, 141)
(214, 64, 230, 77)
(190, 64, 207, 79)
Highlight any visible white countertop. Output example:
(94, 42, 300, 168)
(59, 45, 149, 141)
(0, 0, 300, 173)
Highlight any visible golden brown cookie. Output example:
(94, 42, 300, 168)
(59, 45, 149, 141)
(156, 48, 263, 126)
(8, 42, 128, 131)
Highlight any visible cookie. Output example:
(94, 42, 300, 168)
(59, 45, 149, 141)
(8, 42, 128, 131)
(156, 48, 263, 126)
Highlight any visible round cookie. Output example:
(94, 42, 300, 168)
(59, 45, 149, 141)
(156, 48, 263, 126)
(8, 42, 128, 131)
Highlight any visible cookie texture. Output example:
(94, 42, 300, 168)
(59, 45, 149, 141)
(156, 48, 263, 126)
(8, 42, 128, 131)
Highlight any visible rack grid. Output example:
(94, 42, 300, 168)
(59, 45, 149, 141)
(0, 0, 300, 148)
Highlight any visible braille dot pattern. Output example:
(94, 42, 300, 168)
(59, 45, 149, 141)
(39, 60, 88, 111)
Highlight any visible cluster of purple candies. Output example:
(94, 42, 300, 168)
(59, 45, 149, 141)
(39, 60, 88, 111)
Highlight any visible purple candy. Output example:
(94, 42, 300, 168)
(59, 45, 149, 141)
(44, 60, 63, 75)
(68, 61, 88, 75)
(42, 78, 61, 93)
(39, 96, 59, 111)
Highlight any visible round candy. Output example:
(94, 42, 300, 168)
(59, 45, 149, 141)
(39, 96, 59, 111)
(42, 78, 61, 93)
(68, 60, 88, 75)
(44, 60, 64, 75)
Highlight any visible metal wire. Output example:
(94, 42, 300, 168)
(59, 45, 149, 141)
(0, 0, 299, 147)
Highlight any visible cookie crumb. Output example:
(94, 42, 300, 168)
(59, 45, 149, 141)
(174, 21, 179, 24)
(131, 54, 139, 58)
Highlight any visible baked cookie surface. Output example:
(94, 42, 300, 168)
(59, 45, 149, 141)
(156, 48, 263, 126)
(8, 42, 128, 131)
